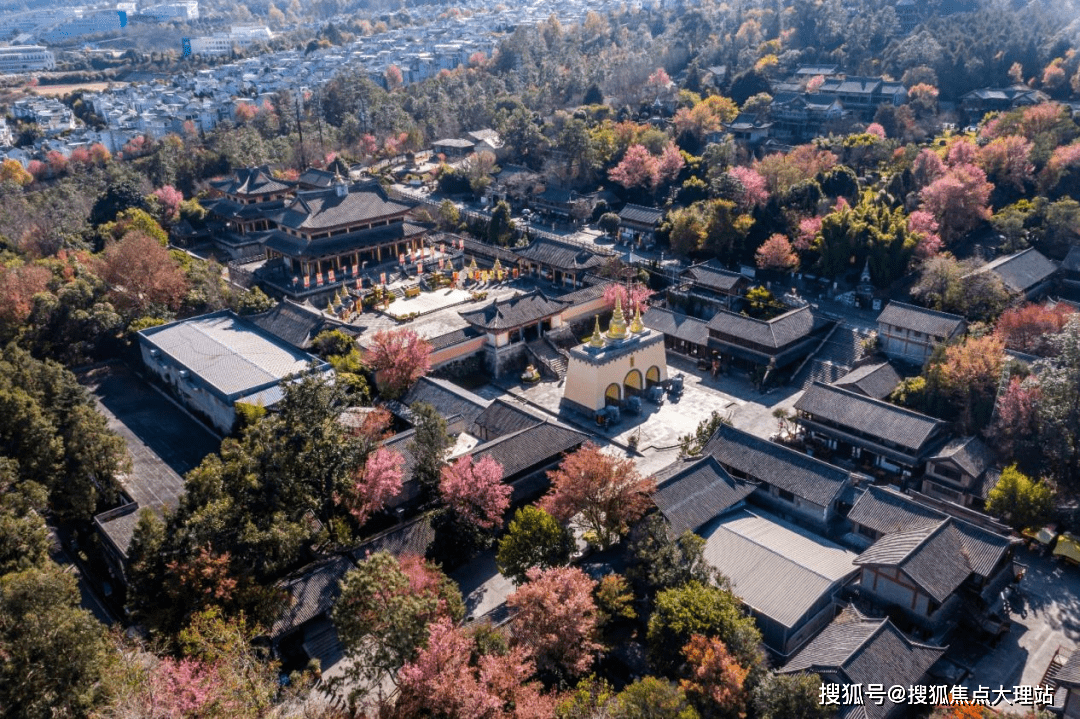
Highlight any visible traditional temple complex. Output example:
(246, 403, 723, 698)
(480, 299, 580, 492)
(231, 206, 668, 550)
(562, 296, 668, 416)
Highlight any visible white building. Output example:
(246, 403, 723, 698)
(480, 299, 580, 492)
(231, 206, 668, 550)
(0, 45, 55, 73)
(141, 1, 199, 20)
(187, 26, 272, 56)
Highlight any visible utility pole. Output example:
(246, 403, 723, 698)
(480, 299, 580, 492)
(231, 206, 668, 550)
(294, 94, 307, 169)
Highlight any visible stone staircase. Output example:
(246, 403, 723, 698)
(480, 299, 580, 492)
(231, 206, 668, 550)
(793, 324, 874, 390)
(527, 338, 568, 380)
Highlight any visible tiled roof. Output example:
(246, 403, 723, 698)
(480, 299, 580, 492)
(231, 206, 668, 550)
(1062, 246, 1080, 273)
(707, 306, 818, 349)
(847, 485, 943, 535)
(513, 237, 606, 272)
(459, 290, 568, 330)
(855, 520, 971, 602)
(877, 301, 965, 338)
(433, 137, 475, 148)
(618, 203, 664, 225)
(703, 423, 852, 508)
(470, 420, 589, 481)
(460, 236, 520, 264)
(794, 383, 945, 452)
(975, 248, 1057, 294)
(297, 168, 337, 189)
(211, 165, 293, 196)
(556, 281, 609, 304)
(1057, 650, 1080, 687)
(348, 515, 436, 563)
(701, 508, 858, 630)
(426, 325, 483, 351)
(271, 554, 354, 638)
(399, 377, 490, 428)
(930, 436, 993, 479)
(682, 261, 749, 293)
(643, 307, 710, 347)
(832, 362, 902, 400)
(472, 398, 544, 439)
(653, 456, 756, 535)
(263, 221, 427, 260)
(782, 607, 945, 719)
(273, 183, 412, 231)
(139, 310, 327, 400)
(249, 300, 352, 350)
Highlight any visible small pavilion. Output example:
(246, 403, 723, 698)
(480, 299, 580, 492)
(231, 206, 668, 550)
(562, 297, 668, 416)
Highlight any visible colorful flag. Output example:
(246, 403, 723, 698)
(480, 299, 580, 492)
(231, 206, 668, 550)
(304, 275, 310, 288)
(328, 269, 336, 283)
(356, 278, 362, 289)
(316, 272, 323, 286)
(352, 263, 359, 275)
(417, 262, 423, 274)
(399, 253, 405, 265)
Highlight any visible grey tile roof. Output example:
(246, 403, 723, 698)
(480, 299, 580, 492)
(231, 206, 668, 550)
(470, 420, 589, 481)
(1062, 246, 1080, 274)
(703, 423, 852, 508)
(682, 261, 749, 293)
(249, 300, 353, 350)
(297, 168, 337, 189)
(930, 436, 993, 479)
(855, 520, 971, 602)
(976, 248, 1057, 294)
(426, 325, 483, 352)
(653, 456, 756, 535)
(701, 508, 858, 630)
(833, 362, 902, 400)
(139, 311, 328, 400)
(643, 307, 710, 346)
(618, 203, 664, 225)
(459, 290, 568, 330)
(513, 237, 606, 272)
(848, 485, 943, 535)
(794, 383, 946, 453)
(211, 165, 294, 197)
(707, 306, 818, 349)
(782, 607, 945, 719)
(433, 137, 475, 148)
(472, 398, 544, 439)
(876, 301, 965, 338)
(348, 514, 436, 563)
(460, 236, 520, 264)
(1057, 650, 1080, 687)
(263, 221, 427, 260)
(271, 554, 354, 638)
(273, 183, 412, 231)
(399, 377, 490, 428)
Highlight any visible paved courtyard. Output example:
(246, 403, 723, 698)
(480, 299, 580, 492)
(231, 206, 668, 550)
(382, 287, 476, 319)
(956, 547, 1080, 714)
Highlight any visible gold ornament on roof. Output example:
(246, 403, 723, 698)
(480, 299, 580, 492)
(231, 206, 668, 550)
(606, 294, 628, 340)
(629, 301, 645, 334)
(589, 315, 605, 348)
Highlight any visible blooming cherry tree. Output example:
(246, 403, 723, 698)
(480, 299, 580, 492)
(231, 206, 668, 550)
(364, 328, 432, 398)
(439, 454, 510, 531)
(340, 446, 405, 525)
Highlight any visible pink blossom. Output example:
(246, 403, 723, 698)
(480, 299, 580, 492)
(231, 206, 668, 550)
(727, 165, 769, 209)
(439, 455, 510, 530)
(908, 210, 943, 259)
(912, 148, 946, 187)
(341, 446, 405, 525)
(865, 122, 886, 139)
(795, 215, 822, 251)
(507, 566, 601, 677)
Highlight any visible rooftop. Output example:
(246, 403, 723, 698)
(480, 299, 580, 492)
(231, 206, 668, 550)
(273, 182, 412, 231)
(652, 456, 756, 536)
(513, 236, 607, 272)
(832, 361, 902, 400)
(876, 301, 965, 338)
(643, 307, 710, 347)
(707, 305, 820, 349)
(974, 247, 1058, 294)
(701, 508, 858, 630)
(139, 310, 328, 400)
(794, 382, 946, 453)
(681, 260, 749, 294)
(459, 290, 568, 331)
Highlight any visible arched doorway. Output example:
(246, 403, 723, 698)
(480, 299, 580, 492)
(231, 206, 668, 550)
(645, 366, 661, 388)
(605, 383, 621, 407)
(624, 369, 643, 397)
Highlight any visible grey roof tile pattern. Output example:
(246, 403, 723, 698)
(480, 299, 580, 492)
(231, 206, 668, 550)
(426, 325, 483, 352)
(472, 398, 544, 439)
(400, 377, 490, 429)
(1062, 246, 1080, 274)
(682, 260, 749, 293)
(470, 421, 589, 480)
(653, 456, 756, 535)
(271, 554, 354, 638)
(707, 306, 819, 349)
(833, 362, 902, 400)
(643, 307, 710, 346)
(263, 221, 427, 260)
(273, 183, 412, 231)
(794, 383, 945, 452)
(876, 301, 965, 338)
(930, 436, 993, 479)
(783, 607, 945, 719)
(513, 237, 607, 272)
(459, 290, 569, 330)
(703, 423, 852, 507)
(556, 281, 609, 304)
(460, 236, 520, 264)
(618, 203, 665, 225)
(211, 165, 294, 197)
(249, 300, 352, 350)
(976, 248, 1057, 294)
(701, 509, 858, 629)
(139, 311, 325, 399)
(1057, 649, 1080, 687)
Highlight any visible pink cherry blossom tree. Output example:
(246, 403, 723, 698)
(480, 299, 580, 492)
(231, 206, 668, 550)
(365, 328, 432, 398)
(603, 282, 655, 313)
(727, 165, 769, 210)
(506, 566, 602, 679)
(438, 455, 510, 531)
(919, 163, 994, 243)
(795, 215, 822, 251)
(339, 446, 405, 525)
(755, 233, 799, 271)
(912, 148, 946, 188)
(656, 142, 685, 185)
(609, 144, 660, 191)
(908, 210, 944, 260)
(977, 135, 1034, 192)
(152, 185, 184, 223)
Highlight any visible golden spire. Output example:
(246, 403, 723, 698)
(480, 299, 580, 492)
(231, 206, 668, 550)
(607, 294, 628, 340)
(589, 315, 605, 348)
(629, 301, 645, 333)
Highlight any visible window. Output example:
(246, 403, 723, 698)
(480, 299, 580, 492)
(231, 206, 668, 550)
(777, 488, 795, 502)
